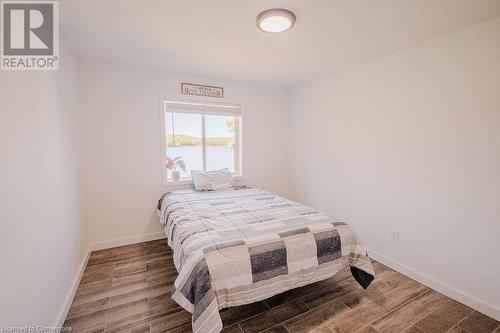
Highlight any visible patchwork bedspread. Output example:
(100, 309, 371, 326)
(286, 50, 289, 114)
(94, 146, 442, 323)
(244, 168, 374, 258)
(158, 187, 374, 333)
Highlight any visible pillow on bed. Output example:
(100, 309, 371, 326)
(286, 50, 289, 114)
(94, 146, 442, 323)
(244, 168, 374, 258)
(191, 168, 233, 191)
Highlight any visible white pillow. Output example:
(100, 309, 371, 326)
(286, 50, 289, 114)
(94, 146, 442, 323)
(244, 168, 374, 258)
(191, 168, 233, 191)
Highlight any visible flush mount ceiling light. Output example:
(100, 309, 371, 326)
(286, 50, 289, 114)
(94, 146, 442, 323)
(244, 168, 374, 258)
(256, 8, 296, 33)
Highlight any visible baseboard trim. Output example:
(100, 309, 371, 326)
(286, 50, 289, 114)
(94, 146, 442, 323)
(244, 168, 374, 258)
(368, 248, 500, 321)
(89, 231, 166, 251)
(55, 247, 91, 328)
(55, 231, 167, 327)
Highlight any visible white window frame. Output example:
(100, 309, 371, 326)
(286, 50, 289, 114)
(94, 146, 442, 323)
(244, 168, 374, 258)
(160, 98, 243, 186)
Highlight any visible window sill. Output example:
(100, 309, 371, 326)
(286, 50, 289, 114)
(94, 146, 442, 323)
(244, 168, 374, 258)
(165, 179, 192, 186)
(163, 175, 245, 188)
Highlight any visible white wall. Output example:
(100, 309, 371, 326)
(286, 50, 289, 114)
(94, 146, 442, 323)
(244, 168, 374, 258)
(0, 37, 88, 326)
(289, 17, 500, 318)
(80, 60, 290, 245)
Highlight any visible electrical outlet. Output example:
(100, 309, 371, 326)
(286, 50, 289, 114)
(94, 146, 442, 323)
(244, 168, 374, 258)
(390, 229, 399, 243)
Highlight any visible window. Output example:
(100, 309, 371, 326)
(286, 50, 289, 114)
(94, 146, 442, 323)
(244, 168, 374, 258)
(162, 100, 242, 182)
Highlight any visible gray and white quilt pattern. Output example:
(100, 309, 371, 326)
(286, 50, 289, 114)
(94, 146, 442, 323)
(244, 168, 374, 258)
(159, 187, 374, 333)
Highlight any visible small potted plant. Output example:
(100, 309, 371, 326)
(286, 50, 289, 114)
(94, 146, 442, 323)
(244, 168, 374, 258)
(166, 156, 186, 181)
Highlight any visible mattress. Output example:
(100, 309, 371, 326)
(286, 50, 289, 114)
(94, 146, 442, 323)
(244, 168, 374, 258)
(158, 186, 374, 333)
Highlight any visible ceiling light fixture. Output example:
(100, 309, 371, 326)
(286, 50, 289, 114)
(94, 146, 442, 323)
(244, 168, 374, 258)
(256, 8, 296, 33)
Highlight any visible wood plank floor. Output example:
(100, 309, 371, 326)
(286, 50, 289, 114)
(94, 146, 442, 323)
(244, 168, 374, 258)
(64, 239, 499, 333)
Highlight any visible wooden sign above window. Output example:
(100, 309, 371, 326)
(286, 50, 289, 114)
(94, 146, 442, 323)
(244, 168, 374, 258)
(181, 82, 224, 98)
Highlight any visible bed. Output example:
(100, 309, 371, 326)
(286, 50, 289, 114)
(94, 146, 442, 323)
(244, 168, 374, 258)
(158, 186, 374, 333)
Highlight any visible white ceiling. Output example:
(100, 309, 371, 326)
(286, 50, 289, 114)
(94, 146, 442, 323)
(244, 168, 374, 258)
(60, 0, 500, 86)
